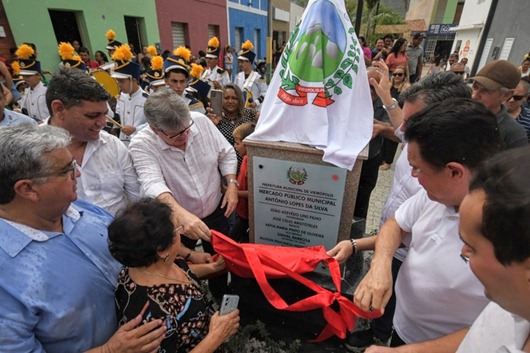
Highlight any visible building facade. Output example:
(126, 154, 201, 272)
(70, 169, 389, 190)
(155, 0, 228, 57)
(2, 0, 159, 74)
(227, 0, 267, 62)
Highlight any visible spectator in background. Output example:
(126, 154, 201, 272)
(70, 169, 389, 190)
(470, 60, 527, 149)
(353, 67, 390, 219)
(379, 66, 410, 171)
(385, 38, 409, 77)
(383, 34, 394, 51)
(507, 79, 530, 142)
(0, 85, 36, 126)
(519, 58, 530, 78)
(372, 38, 387, 62)
(406, 33, 424, 83)
(94, 50, 109, 67)
(450, 62, 467, 77)
(78, 47, 99, 70)
(448, 53, 459, 67)
(427, 56, 445, 74)
(359, 35, 372, 66)
(224, 45, 234, 80)
(460, 57, 471, 78)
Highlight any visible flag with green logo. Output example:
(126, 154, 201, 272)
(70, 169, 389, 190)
(248, 0, 373, 170)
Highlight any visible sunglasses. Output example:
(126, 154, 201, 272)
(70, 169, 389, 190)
(452, 71, 465, 75)
(511, 95, 527, 101)
(392, 73, 404, 77)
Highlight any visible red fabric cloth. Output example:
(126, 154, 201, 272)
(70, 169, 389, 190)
(235, 155, 248, 219)
(211, 230, 382, 341)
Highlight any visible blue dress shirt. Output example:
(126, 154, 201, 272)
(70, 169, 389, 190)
(0, 199, 121, 352)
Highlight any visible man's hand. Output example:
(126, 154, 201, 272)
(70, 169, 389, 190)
(327, 240, 353, 264)
(122, 125, 137, 136)
(353, 263, 393, 312)
(369, 61, 392, 102)
(175, 210, 211, 242)
(188, 250, 213, 264)
(101, 302, 166, 353)
(222, 184, 238, 217)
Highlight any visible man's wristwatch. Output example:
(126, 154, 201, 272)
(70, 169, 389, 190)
(227, 178, 240, 187)
(383, 98, 399, 111)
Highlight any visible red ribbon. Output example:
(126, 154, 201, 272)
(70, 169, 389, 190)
(278, 84, 335, 107)
(211, 231, 381, 342)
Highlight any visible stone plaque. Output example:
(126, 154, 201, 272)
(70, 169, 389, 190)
(252, 156, 346, 249)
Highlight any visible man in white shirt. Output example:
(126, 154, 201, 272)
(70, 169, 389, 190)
(234, 40, 267, 110)
(356, 99, 502, 352)
(456, 147, 530, 353)
(129, 87, 237, 268)
(332, 68, 473, 351)
(46, 67, 140, 216)
(111, 45, 148, 142)
(202, 36, 230, 90)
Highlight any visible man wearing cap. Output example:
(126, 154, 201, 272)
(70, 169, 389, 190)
(164, 46, 206, 113)
(470, 60, 527, 149)
(406, 33, 425, 83)
(111, 44, 148, 143)
(16, 44, 49, 122)
(234, 40, 267, 110)
(202, 37, 230, 90)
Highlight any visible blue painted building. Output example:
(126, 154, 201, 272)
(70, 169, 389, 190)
(227, 0, 268, 62)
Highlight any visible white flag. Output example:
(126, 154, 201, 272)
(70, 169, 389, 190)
(248, 0, 373, 170)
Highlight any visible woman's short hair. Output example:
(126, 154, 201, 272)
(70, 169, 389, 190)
(108, 198, 176, 268)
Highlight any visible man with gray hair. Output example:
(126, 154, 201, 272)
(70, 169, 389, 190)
(129, 87, 238, 263)
(46, 67, 140, 216)
(0, 124, 165, 352)
(470, 60, 527, 148)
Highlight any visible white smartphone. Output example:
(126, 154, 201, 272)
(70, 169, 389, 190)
(219, 294, 239, 315)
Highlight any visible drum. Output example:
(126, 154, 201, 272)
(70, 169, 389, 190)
(92, 70, 119, 98)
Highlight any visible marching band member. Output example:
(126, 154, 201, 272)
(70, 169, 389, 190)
(234, 40, 267, 111)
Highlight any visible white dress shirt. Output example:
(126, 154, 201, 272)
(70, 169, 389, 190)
(129, 112, 237, 219)
(201, 65, 230, 87)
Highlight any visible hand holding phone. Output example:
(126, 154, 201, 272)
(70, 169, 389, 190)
(219, 294, 239, 315)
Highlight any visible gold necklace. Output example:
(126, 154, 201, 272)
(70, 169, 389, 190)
(136, 265, 197, 286)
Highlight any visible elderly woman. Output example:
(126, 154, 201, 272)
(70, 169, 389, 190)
(108, 198, 240, 353)
(206, 83, 257, 172)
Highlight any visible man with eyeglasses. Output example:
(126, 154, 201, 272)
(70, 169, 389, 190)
(0, 124, 166, 353)
(46, 67, 141, 216)
(353, 99, 502, 352)
(507, 79, 530, 142)
(469, 60, 527, 149)
(129, 87, 237, 274)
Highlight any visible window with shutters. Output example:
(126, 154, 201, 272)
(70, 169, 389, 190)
(171, 22, 187, 48)
(235, 27, 243, 53)
(208, 25, 219, 40)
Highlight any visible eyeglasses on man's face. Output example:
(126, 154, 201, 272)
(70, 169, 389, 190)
(30, 159, 78, 180)
(159, 119, 194, 140)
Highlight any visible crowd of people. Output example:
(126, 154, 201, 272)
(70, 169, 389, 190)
(0, 30, 529, 353)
